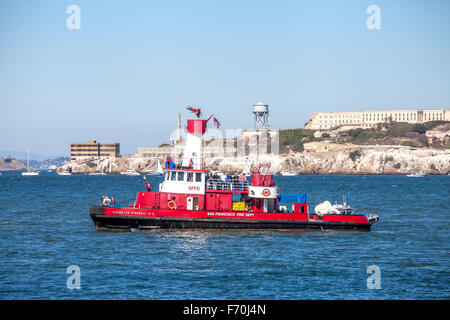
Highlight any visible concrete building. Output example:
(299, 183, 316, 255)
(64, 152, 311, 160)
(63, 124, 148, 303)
(70, 140, 120, 160)
(307, 108, 450, 130)
(136, 146, 181, 158)
(135, 145, 237, 158)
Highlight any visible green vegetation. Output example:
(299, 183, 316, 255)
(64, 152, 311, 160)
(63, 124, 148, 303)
(384, 156, 394, 163)
(349, 150, 362, 162)
(275, 121, 448, 154)
(411, 124, 426, 134)
(346, 127, 384, 143)
(341, 121, 450, 148)
(401, 141, 419, 148)
(87, 162, 97, 168)
(279, 129, 315, 153)
(422, 121, 449, 130)
(393, 163, 401, 169)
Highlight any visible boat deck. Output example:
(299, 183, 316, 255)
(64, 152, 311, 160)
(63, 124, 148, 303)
(206, 178, 249, 193)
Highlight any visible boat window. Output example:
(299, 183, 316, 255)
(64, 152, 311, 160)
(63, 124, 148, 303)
(187, 172, 193, 182)
(178, 172, 184, 181)
(170, 171, 176, 181)
(195, 173, 202, 182)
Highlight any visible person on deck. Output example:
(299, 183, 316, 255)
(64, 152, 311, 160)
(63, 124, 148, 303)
(165, 157, 176, 169)
(177, 154, 183, 169)
(239, 173, 247, 189)
(144, 179, 152, 192)
(165, 157, 170, 169)
(225, 173, 232, 190)
(102, 196, 111, 206)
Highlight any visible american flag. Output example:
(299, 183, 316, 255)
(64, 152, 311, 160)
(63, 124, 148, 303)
(213, 117, 221, 128)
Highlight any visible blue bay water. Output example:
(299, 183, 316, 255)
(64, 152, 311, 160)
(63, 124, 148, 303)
(0, 172, 448, 299)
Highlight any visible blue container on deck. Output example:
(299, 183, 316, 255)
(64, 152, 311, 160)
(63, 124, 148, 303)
(278, 194, 307, 203)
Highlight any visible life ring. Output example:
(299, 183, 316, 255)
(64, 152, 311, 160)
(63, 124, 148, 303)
(262, 188, 271, 197)
(168, 200, 177, 209)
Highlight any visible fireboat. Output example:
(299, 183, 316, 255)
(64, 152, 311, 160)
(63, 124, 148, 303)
(90, 107, 378, 231)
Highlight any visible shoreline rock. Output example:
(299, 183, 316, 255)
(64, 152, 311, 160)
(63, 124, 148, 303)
(0, 159, 28, 171)
(57, 157, 158, 174)
(57, 145, 450, 175)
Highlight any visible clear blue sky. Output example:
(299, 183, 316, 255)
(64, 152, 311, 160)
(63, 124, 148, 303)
(1, 0, 449, 156)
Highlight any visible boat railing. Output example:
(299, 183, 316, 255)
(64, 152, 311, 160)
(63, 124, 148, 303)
(206, 178, 249, 192)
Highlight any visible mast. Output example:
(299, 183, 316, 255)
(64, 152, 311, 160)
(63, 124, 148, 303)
(182, 108, 210, 170)
(242, 157, 251, 175)
(156, 155, 164, 174)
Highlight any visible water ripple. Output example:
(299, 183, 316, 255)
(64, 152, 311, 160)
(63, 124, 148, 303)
(0, 173, 448, 299)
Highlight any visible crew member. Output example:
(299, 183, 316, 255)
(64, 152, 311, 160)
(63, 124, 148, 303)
(239, 173, 247, 189)
(165, 157, 175, 169)
(144, 177, 152, 192)
(177, 154, 183, 168)
(165, 157, 172, 169)
(102, 196, 111, 206)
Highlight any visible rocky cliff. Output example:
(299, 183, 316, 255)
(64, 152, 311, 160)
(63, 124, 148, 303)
(57, 157, 159, 174)
(58, 145, 450, 175)
(204, 145, 450, 175)
(279, 146, 450, 175)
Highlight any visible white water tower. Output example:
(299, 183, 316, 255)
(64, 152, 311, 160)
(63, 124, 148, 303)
(253, 102, 270, 129)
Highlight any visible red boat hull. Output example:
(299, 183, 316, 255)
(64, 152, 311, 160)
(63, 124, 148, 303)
(89, 206, 373, 231)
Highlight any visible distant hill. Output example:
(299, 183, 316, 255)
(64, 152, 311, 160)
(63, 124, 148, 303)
(0, 150, 66, 161)
(29, 157, 70, 170)
(279, 128, 316, 153)
(278, 121, 450, 154)
(334, 121, 450, 149)
(0, 158, 27, 171)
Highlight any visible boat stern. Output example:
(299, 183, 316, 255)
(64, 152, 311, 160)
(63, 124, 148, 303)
(89, 206, 106, 228)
